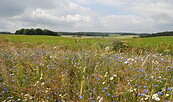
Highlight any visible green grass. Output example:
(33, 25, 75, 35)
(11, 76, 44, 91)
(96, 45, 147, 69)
(0, 34, 111, 46)
(126, 36, 173, 46)
(0, 34, 173, 101)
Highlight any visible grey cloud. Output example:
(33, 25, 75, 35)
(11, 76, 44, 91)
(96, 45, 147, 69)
(0, 0, 26, 17)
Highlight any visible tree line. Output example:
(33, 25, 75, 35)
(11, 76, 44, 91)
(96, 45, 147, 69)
(0, 32, 12, 34)
(140, 31, 173, 38)
(60, 32, 110, 36)
(15, 28, 60, 36)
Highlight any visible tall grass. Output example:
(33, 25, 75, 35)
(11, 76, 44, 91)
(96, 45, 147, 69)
(0, 35, 173, 101)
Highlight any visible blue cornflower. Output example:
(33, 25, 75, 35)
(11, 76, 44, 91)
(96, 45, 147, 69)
(3, 88, 7, 90)
(107, 93, 111, 96)
(168, 88, 172, 91)
(91, 100, 95, 102)
(79, 96, 83, 99)
(104, 87, 108, 90)
(138, 93, 144, 96)
(112, 95, 115, 97)
(144, 86, 148, 88)
(154, 85, 159, 87)
(116, 84, 120, 86)
(135, 84, 138, 86)
(89, 97, 93, 100)
(144, 89, 149, 93)
(141, 70, 145, 72)
(158, 91, 162, 95)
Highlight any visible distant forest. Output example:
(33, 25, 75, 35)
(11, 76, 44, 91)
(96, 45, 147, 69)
(15, 28, 60, 36)
(1, 28, 173, 37)
(140, 31, 173, 38)
(0, 32, 12, 34)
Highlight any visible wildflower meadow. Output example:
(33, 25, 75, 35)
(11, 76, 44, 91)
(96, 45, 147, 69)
(0, 35, 173, 102)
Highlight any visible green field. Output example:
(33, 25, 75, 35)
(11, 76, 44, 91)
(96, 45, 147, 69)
(0, 34, 173, 101)
(126, 36, 173, 46)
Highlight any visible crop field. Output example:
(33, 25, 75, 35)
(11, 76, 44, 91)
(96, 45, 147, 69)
(0, 34, 173, 101)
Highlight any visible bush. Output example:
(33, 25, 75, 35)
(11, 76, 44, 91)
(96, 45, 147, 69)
(111, 40, 129, 52)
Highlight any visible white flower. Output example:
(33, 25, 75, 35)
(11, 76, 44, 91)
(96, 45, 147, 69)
(144, 97, 148, 100)
(152, 93, 160, 101)
(113, 74, 117, 77)
(104, 72, 108, 77)
(105, 46, 111, 51)
(165, 94, 169, 97)
(98, 97, 103, 102)
(110, 76, 114, 80)
(41, 82, 45, 85)
(152, 93, 158, 99)
(155, 97, 160, 101)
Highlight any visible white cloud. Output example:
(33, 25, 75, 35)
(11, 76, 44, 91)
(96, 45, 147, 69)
(0, 0, 173, 32)
(99, 15, 149, 32)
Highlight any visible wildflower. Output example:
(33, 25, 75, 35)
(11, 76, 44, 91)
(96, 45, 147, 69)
(155, 97, 160, 101)
(113, 74, 117, 77)
(144, 86, 148, 88)
(98, 97, 103, 102)
(110, 76, 114, 80)
(144, 97, 148, 100)
(79, 96, 83, 99)
(144, 89, 149, 93)
(154, 85, 159, 87)
(128, 89, 134, 92)
(104, 72, 108, 77)
(7, 97, 12, 99)
(102, 82, 105, 84)
(152, 93, 161, 101)
(165, 94, 169, 97)
(111, 95, 115, 97)
(138, 93, 145, 96)
(3, 88, 7, 90)
(61, 99, 65, 102)
(104, 87, 108, 90)
(116, 84, 120, 86)
(106, 93, 111, 96)
(152, 93, 158, 98)
(41, 82, 45, 85)
(157, 92, 162, 95)
(135, 84, 138, 86)
(141, 70, 145, 72)
(168, 88, 172, 91)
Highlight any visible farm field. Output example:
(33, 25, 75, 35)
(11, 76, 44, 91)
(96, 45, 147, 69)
(0, 34, 173, 101)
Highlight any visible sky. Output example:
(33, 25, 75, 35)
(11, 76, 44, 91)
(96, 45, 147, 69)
(0, 0, 173, 33)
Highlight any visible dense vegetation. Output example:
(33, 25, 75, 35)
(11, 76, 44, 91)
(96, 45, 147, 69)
(0, 35, 173, 102)
(0, 32, 12, 34)
(140, 31, 173, 38)
(15, 28, 60, 36)
(14, 28, 142, 37)
(59, 32, 110, 37)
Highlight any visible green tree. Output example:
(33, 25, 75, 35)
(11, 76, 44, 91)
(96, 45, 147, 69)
(36, 28, 44, 35)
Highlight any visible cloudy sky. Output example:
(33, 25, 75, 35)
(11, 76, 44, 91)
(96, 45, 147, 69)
(0, 0, 173, 33)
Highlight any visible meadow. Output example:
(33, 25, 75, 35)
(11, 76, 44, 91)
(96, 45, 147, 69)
(0, 34, 173, 102)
